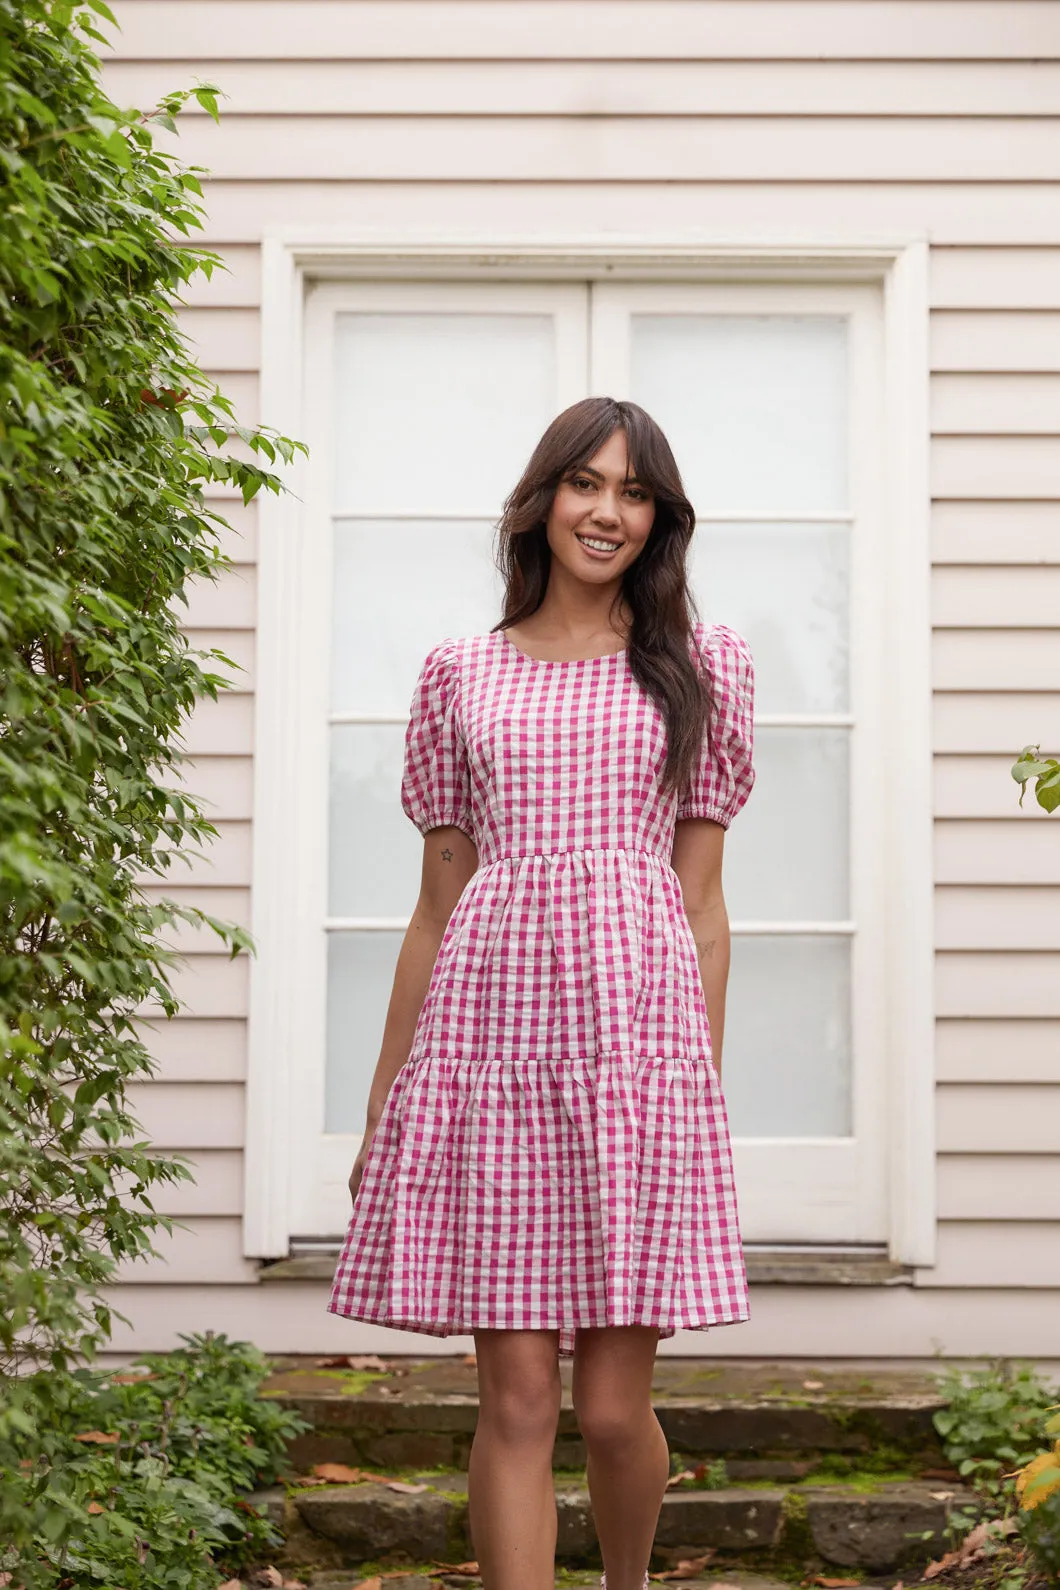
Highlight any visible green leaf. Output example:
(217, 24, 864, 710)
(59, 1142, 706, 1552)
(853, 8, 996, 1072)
(193, 87, 221, 123)
(1037, 776, 1060, 815)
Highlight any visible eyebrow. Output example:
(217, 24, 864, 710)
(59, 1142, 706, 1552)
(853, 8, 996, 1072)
(573, 465, 646, 486)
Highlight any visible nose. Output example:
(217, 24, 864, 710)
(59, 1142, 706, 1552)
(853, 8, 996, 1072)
(591, 491, 622, 527)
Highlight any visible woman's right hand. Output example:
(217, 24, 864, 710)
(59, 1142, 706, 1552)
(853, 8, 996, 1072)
(348, 1127, 377, 1206)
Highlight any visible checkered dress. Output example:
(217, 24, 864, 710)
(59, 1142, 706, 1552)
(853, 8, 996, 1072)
(328, 621, 756, 1356)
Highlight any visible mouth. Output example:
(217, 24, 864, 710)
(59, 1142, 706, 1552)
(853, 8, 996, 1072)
(574, 532, 622, 558)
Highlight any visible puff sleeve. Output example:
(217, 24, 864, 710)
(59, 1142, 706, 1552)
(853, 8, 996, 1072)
(400, 638, 475, 841)
(675, 623, 756, 828)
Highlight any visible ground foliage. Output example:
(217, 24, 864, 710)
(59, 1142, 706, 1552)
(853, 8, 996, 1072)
(0, 0, 303, 1582)
(928, 1362, 1060, 1590)
(2, 1333, 309, 1590)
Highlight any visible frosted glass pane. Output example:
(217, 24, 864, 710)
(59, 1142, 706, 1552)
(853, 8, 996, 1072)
(334, 314, 556, 516)
(331, 520, 506, 714)
(326, 931, 404, 1134)
(723, 936, 852, 1137)
(329, 726, 424, 917)
(689, 522, 849, 714)
(630, 315, 848, 513)
(723, 729, 849, 923)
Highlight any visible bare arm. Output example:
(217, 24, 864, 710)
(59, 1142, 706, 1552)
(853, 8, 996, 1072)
(364, 823, 479, 1131)
(670, 818, 731, 1080)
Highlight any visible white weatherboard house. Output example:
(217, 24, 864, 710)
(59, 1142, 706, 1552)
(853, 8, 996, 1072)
(102, 1, 1059, 1363)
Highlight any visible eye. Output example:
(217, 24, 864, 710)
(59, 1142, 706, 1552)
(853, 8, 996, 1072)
(625, 486, 649, 501)
(570, 475, 594, 491)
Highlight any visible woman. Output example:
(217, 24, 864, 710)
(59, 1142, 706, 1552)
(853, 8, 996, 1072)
(328, 396, 756, 1590)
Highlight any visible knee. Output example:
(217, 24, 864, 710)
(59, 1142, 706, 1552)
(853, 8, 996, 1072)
(573, 1395, 643, 1453)
(478, 1372, 561, 1447)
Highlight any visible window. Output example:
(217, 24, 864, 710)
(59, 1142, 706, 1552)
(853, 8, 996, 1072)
(250, 259, 929, 1264)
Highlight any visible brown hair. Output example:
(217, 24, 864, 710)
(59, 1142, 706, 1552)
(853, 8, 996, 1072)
(492, 395, 712, 800)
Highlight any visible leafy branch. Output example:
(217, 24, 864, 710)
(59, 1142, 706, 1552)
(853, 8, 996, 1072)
(1012, 746, 1060, 815)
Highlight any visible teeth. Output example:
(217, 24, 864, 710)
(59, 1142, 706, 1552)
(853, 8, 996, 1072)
(576, 535, 619, 552)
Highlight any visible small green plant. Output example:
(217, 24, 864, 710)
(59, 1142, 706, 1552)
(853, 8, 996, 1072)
(934, 1361, 1058, 1512)
(1012, 746, 1060, 813)
(669, 1454, 729, 1489)
(0, 1332, 309, 1590)
(922, 1363, 1060, 1588)
(1014, 1405, 1060, 1584)
(1021, 1490, 1060, 1586)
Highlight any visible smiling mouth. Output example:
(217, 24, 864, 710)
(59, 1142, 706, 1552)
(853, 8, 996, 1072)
(575, 533, 622, 554)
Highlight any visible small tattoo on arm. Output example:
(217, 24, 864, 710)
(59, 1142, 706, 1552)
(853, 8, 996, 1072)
(696, 938, 717, 960)
(440, 847, 453, 862)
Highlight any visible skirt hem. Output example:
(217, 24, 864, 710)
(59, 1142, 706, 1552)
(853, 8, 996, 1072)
(324, 1303, 751, 1358)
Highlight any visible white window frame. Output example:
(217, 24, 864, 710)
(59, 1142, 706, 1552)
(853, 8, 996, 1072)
(244, 232, 935, 1269)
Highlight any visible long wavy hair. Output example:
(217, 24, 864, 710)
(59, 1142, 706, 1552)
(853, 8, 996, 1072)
(492, 396, 713, 802)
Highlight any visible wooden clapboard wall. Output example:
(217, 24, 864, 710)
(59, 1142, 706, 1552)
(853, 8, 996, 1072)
(99, 0, 1060, 1359)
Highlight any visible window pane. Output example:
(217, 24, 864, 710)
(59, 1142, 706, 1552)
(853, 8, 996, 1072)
(330, 519, 505, 714)
(689, 522, 850, 714)
(723, 728, 850, 923)
(333, 313, 556, 516)
(723, 935, 852, 1138)
(630, 314, 848, 514)
(329, 725, 421, 918)
(325, 931, 403, 1134)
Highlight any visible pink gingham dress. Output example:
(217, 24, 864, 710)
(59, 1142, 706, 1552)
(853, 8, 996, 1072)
(328, 620, 755, 1356)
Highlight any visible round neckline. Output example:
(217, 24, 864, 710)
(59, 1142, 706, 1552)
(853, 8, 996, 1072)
(496, 630, 629, 666)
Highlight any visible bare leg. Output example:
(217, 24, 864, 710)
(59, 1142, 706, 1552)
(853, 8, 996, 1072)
(572, 1326, 668, 1590)
(467, 1329, 563, 1590)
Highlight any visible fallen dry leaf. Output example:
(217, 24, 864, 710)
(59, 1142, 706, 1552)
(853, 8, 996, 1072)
(86, 1502, 105, 1515)
(385, 1479, 429, 1494)
(959, 1518, 1017, 1558)
(314, 1353, 391, 1371)
(929, 1491, 955, 1501)
(429, 1562, 479, 1578)
(73, 1431, 119, 1445)
(922, 1516, 1019, 1580)
(803, 1380, 825, 1390)
(462, 1353, 477, 1366)
(651, 1555, 715, 1579)
(812, 1578, 860, 1587)
(308, 1462, 378, 1484)
(665, 1467, 698, 1488)
(923, 1550, 962, 1580)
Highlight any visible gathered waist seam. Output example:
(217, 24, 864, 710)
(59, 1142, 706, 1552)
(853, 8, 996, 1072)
(480, 846, 669, 866)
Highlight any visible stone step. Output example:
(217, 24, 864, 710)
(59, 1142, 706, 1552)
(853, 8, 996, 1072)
(263, 1358, 947, 1477)
(306, 1574, 799, 1590)
(267, 1473, 976, 1575)
(306, 1576, 800, 1590)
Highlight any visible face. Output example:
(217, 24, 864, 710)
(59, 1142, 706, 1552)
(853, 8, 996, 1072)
(544, 428, 655, 582)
